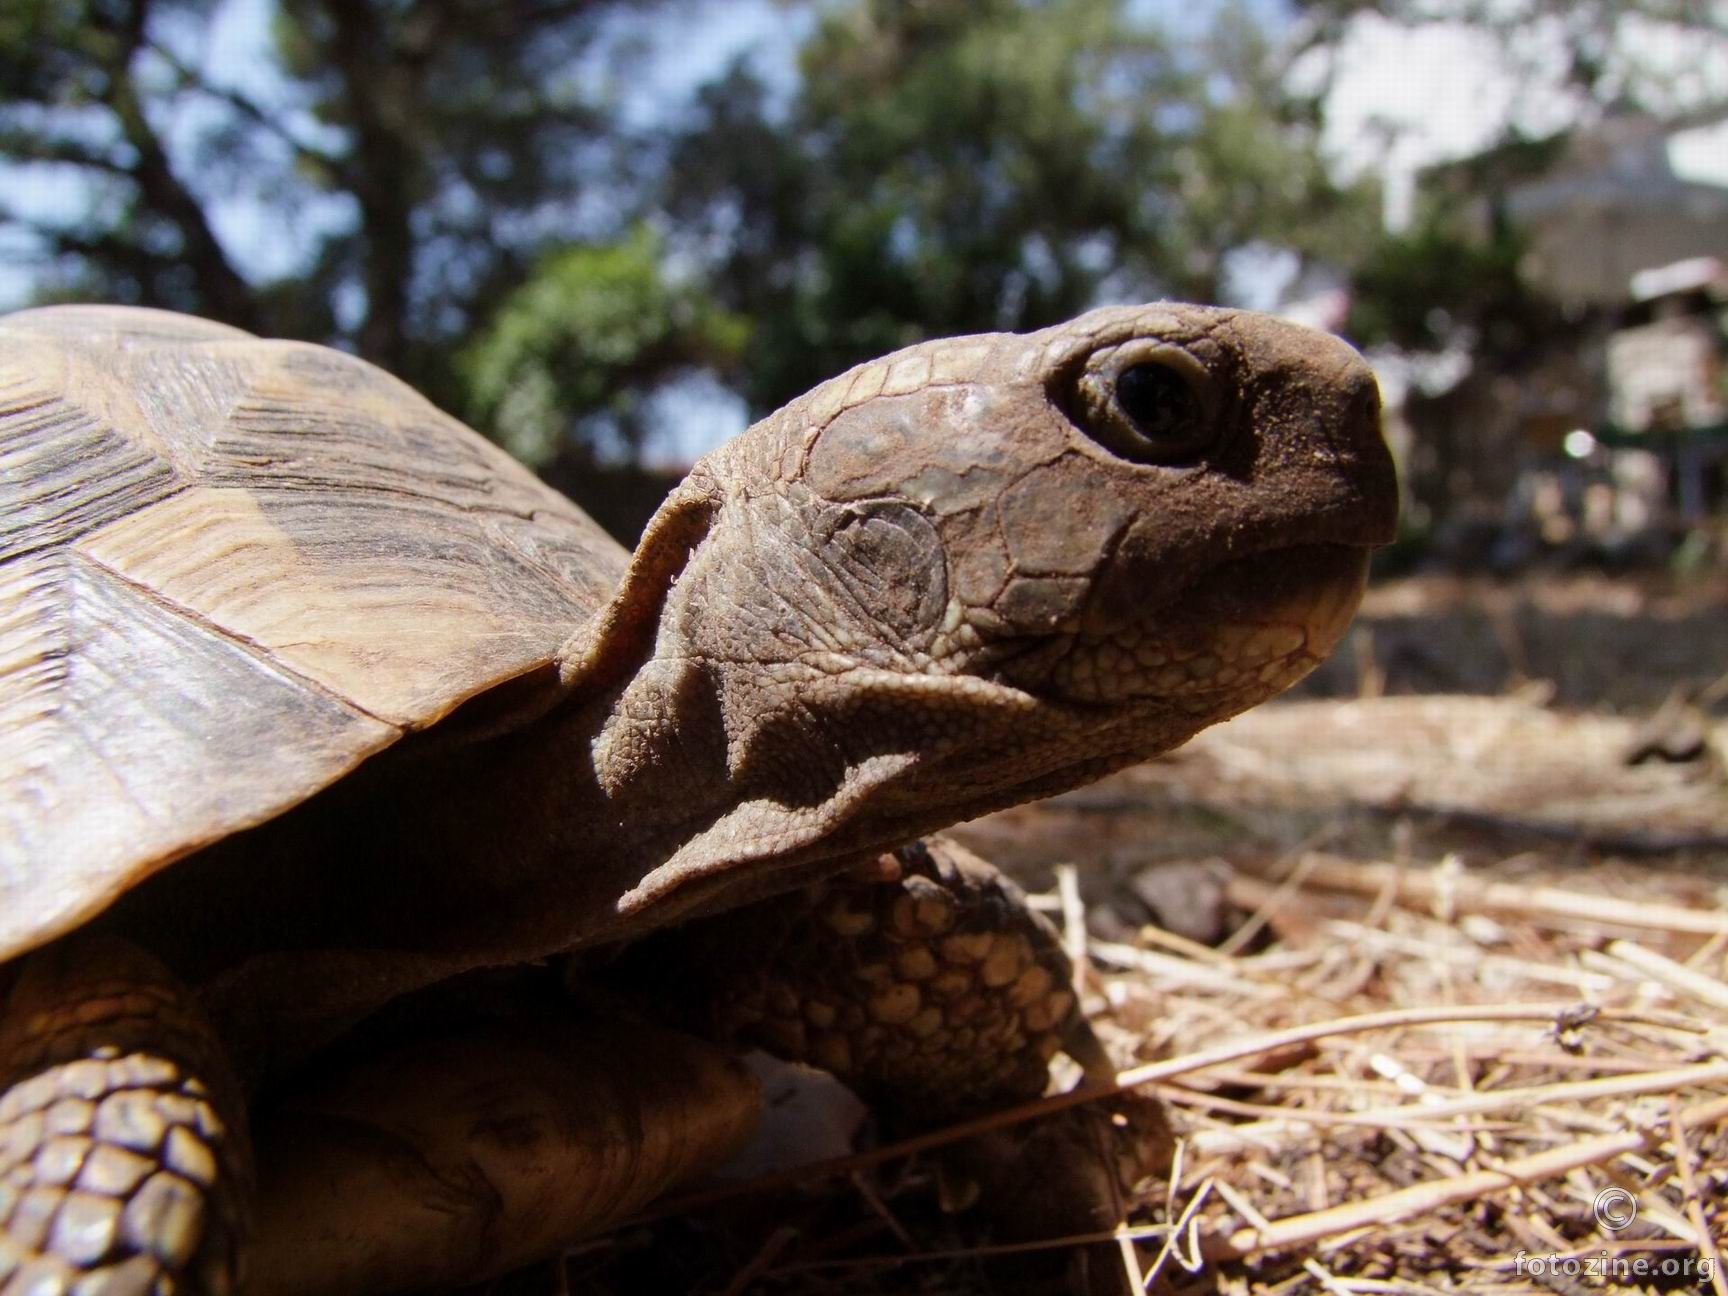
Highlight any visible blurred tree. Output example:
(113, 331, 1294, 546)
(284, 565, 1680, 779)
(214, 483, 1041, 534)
(0, 0, 675, 407)
(1345, 181, 1568, 361)
(660, 0, 1378, 412)
(460, 225, 747, 466)
(0, 0, 264, 330)
(1345, 194, 1586, 530)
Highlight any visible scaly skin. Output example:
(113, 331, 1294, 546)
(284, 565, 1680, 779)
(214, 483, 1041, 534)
(0, 938, 249, 1295)
(626, 837, 1107, 1118)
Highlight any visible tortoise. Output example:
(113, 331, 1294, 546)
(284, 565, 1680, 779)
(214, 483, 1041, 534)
(0, 301, 1396, 1294)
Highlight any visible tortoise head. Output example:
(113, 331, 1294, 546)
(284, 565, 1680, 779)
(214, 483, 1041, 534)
(568, 304, 1396, 919)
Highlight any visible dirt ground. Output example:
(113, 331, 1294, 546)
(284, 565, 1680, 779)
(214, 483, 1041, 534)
(1299, 569, 1728, 711)
(494, 572, 1728, 1296)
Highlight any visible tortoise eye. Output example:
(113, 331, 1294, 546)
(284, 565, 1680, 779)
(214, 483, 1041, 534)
(1069, 346, 1221, 467)
(1111, 362, 1212, 463)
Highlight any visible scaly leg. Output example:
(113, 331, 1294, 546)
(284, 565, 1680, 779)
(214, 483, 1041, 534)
(0, 936, 250, 1296)
(637, 836, 1171, 1293)
(649, 837, 1104, 1113)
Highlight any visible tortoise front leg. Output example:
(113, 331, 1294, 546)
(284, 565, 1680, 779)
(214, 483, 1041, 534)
(670, 837, 1108, 1115)
(633, 832, 1170, 1153)
(0, 936, 251, 1296)
(634, 838, 1169, 1292)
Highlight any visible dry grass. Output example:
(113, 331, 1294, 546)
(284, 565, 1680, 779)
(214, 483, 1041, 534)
(1084, 852, 1728, 1294)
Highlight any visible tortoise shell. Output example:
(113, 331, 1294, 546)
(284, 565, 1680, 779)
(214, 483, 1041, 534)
(0, 305, 627, 961)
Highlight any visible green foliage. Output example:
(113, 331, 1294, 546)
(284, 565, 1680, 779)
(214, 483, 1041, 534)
(460, 228, 747, 466)
(663, 0, 1374, 412)
(0, 0, 657, 398)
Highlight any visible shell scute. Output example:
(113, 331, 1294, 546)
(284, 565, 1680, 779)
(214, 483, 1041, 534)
(0, 306, 626, 961)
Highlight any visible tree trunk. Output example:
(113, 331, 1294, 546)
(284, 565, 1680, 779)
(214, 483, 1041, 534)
(321, 0, 418, 373)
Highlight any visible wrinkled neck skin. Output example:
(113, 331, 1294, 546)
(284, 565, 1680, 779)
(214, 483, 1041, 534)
(556, 499, 1144, 942)
(187, 522, 1215, 1086)
(183, 471, 1339, 1086)
(554, 482, 1358, 948)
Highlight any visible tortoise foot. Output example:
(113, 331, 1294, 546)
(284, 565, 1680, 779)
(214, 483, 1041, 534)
(0, 938, 250, 1296)
(624, 838, 1170, 1280)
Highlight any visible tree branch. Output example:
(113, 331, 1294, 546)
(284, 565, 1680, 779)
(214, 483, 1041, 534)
(410, 0, 625, 53)
(0, 131, 132, 175)
(317, 0, 415, 369)
(100, 0, 261, 329)
(145, 38, 350, 183)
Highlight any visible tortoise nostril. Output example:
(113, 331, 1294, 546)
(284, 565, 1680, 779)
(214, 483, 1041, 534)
(1334, 367, 1383, 453)
(1350, 377, 1380, 434)
(1335, 371, 1400, 543)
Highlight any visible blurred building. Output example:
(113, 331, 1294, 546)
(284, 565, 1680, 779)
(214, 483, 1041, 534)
(1434, 107, 1728, 309)
(1601, 257, 1728, 526)
(1358, 109, 1728, 558)
(1517, 113, 1728, 306)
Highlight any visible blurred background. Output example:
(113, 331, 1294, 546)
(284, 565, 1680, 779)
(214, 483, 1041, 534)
(6, 0, 1728, 559)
